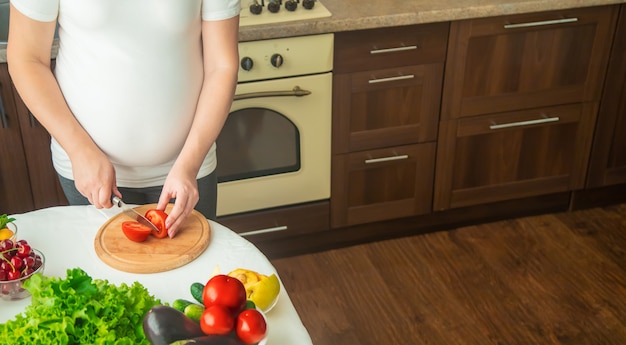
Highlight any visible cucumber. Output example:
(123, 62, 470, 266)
(183, 303, 205, 323)
(190, 282, 205, 304)
(172, 299, 197, 312)
(245, 300, 256, 310)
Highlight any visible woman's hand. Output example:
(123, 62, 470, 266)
(71, 148, 119, 209)
(157, 168, 199, 238)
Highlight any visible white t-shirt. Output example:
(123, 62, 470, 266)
(10, 0, 241, 187)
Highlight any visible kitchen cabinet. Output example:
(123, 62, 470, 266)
(433, 6, 619, 211)
(0, 63, 33, 213)
(331, 23, 448, 227)
(0, 63, 67, 214)
(586, 5, 626, 188)
(217, 201, 330, 241)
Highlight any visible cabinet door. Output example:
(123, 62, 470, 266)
(587, 5, 626, 188)
(333, 63, 443, 153)
(217, 201, 329, 241)
(334, 23, 449, 73)
(13, 82, 68, 209)
(0, 64, 34, 213)
(331, 143, 435, 227)
(434, 103, 597, 210)
(442, 5, 618, 119)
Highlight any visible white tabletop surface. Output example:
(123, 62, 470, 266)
(0, 205, 312, 345)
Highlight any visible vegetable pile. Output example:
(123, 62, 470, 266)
(0, 267, 163, 344)
(144, 274, 267, 345)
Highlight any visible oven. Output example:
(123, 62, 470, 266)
(216, 9, 334, 217)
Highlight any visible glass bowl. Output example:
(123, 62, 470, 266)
(0, 247, 45, 300)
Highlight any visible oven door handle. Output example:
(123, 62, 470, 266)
(233, 86, 311, 101)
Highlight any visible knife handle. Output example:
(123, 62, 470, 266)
(112, 196, 122, 207)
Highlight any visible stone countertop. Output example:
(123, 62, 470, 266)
(239, 0, 626, 41)
(1, 0, 624, 62)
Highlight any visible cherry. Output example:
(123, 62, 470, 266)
(17, 243, 31, 258)
(0, 239, 14, 252)
(22, 256, 35, 268)
(7, 270, 20, 280)
(10, 256, 23, 270)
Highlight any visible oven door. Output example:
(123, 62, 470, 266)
(216, 72, 332, 216)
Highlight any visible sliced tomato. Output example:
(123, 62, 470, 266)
(144, 209, 169, 239)
(121, 221, 152, 242)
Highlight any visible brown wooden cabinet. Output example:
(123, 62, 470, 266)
(331, 23, 449, 227)
(587, 5, 626, 188)
(434, 6, 619, 211)
(0, 63, 34, 213)
(0, 63, 67, 214)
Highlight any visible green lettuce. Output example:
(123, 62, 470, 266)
(0, 268, 164, 344)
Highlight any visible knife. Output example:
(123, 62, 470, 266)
(112, 196, 160, 233)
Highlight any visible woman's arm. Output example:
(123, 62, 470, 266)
(158, 15, 240, 237)
(7, 5, 118, 208)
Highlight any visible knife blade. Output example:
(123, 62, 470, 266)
(112, 196, 160, 233)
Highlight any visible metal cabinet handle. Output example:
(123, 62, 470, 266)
(370, 45, 418, 54)
(368, 74, 415, 84)
(233, 86, 310, 101)
(365, 155, 409, 164)
(489, 116, 560, 130)
(238, 225, 288, 237)
(504, 17, 578, 29)
(0, 94, 7, 129)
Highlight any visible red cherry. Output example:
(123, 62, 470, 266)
(16, 243, 31, 258)
(22, 256, 35, 268)
(10, 256, 23, 270)
(0, 261, 12, 272)
(7, 270, 20, 280)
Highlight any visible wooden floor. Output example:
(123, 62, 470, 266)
(271, 203, 626, 345)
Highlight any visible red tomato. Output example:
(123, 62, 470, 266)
(202, 274, 247, 313)
(144, 209, 168, 239)
(199, 304, 235, 335)
(236, 309, 267, 345)
(121, 221, 152, 242)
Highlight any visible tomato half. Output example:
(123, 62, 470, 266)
(202, 274, 247, 313)
(144, 209, 168, 239)
(236, 309, 267, 345)
(199, 304, 235, 335)
(121, 221, 152, 242)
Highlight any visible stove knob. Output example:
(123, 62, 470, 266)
(249, 0, 262, 15)
(241, 57, 254, 71)
(285, 0, 298, 11)
(270, 54, 283, 68)
(302, 0, 315, 10)
(268, 0, 281, 13)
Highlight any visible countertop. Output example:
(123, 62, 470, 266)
(1, 0, 625, 61)
(239, 0, 626, 41)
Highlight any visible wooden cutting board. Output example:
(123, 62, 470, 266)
(94, 204, 210, 273)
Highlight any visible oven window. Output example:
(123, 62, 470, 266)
(216, 107, 301, 183)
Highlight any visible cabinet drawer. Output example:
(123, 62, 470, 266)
(217, 201, 329, 241)
(331, 143, 436, 227)
(442, 5, 618, 119)
(334, 23, 449, 73)
(333, 63, 443, 153)
(434, 103, 598, 210)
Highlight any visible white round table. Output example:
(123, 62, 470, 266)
(0, 205, 312, 345)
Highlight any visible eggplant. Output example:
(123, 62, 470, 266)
(169, 335, 246, 345)
(143, 305, 205, 345)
